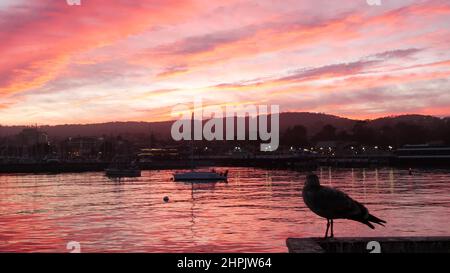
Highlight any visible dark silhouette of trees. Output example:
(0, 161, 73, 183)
(443, 119, 450, 145)
(371, 125, 397, 147)
(351, 121, 376, 144)
(149, 132, 157, 147)
(336, 130, 351, 142)
(282, 125, 309, 147)
(313, 124, 337, 142)
(394, 122, 429, 145)
(308, 121, 436, 147)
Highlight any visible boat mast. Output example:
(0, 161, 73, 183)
(191, 112, 194, 170)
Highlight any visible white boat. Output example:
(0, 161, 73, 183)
(173, 169, 228, 181)
(172, 113, 229, 182)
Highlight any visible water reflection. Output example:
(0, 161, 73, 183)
(185, 181, 220, 240)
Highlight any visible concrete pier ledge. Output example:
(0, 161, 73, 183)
(287, 237, 450, 253)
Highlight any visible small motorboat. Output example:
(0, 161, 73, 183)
(173, 169, 228, 182)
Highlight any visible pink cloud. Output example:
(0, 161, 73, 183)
(0, 0, 199, 96)
(0, 0, 449, 124)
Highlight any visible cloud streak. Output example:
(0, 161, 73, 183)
(0, 0, 449, 125)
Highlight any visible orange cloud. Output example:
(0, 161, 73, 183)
(0, 0, 199, 97)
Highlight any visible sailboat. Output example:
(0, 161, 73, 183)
(173, 113, 228, 182)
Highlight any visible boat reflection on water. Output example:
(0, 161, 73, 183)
(182, 180, 220, 239)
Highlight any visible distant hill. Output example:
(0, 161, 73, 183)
(369, 115, 443, 130)
(0, 121, 173, 140)
(0, 112, 446, 140)
(278, 112, 356, 135)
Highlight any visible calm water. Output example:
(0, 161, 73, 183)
(0, 167, 449, 252)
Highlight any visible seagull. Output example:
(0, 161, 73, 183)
(302, 173, 386, 238)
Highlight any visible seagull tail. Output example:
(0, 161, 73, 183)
(361, 220, 375, 229)
(367, 214, 386, 227)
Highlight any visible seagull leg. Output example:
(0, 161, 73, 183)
(330, 219, 334, 238)
(324, 219, 330, 238)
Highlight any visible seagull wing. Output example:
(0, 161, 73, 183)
(315, 186, 368, 220)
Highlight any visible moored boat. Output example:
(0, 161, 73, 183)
(173, 169, 228, 181)
(105, 167, 141, 177)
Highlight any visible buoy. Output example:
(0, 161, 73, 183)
(163, 196, 169, 203)
(409, 168, 413, 175)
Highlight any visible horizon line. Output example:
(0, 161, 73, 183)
(1, 111, 448, 128)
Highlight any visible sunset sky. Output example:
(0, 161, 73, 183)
(0, 0, 449, 125)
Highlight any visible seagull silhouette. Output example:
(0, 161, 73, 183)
(302, 173, 386, 238)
